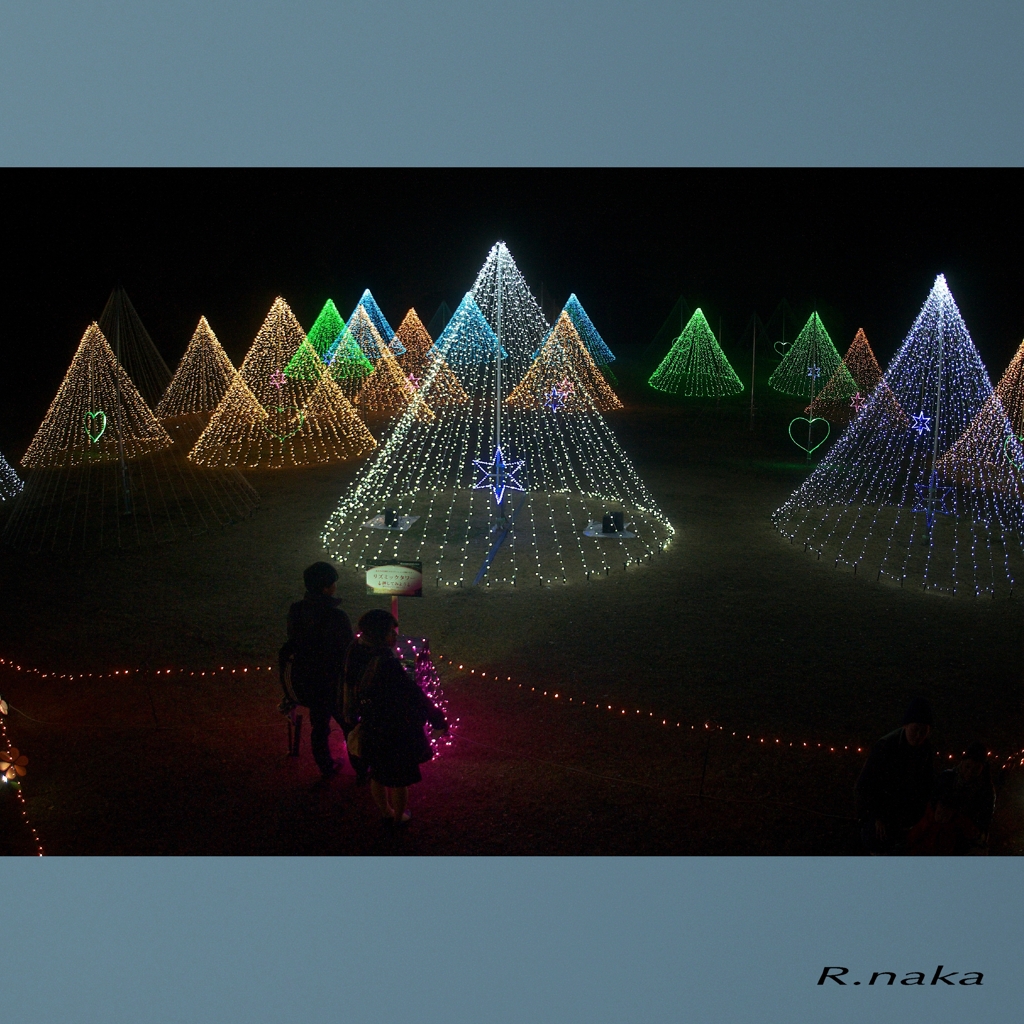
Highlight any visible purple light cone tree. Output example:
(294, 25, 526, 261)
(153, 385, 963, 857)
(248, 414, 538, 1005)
(773, 275, 1024, 596)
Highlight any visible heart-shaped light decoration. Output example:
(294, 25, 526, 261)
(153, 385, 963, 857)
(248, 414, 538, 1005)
(774, 340, 790, 357)
(264, 406, 305, 441)
(83, 410, 107, 443)
(1004, 433, 1024, 470)
(788, 416, 831, 454)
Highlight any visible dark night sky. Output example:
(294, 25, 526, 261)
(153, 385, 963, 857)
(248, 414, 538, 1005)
(2, 168, 1021, 451)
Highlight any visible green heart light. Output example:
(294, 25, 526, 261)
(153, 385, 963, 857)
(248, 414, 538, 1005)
(1004, 433, 1024, 470)
(788, 416, 830, 454)
(263, 406, 305, 442)
(83, 410, 107, 444)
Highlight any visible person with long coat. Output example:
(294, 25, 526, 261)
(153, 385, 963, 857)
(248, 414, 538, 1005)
(343, 608, 447, 824)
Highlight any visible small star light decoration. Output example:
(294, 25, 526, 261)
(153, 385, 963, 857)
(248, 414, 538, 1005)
(850, 392, 865, 414)
(543, 386, 566, 413)
(807, 365, 822, 381)
(910, 411, 932, 435)
(472, 447, 525, 505)
(269, 369, 286, 392)
(0, 746, 28, 781)
(407, 372, 421, 390)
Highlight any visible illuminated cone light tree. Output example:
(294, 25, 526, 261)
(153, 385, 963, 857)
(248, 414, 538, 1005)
(349, 290, 405, 357)
(298, 299, 345, 362)
(773, 275, 1024, 596)
(990, 337, 1024, 435)
(5, 322, 257, 551)
(770, 312, 854, 456)
(190, 298, 376, 468)
(471, 242, 551, 385)
(0, 451, 24, 502)
(395, 309, 469, 406)
(509, 311, 623, 413)
(565, 293, 618, 385)
(807, 328, 884, 424)
(357, 343, 435, 422)
(155, 316, 237, 418)
(648, 307, 743, 397)
(323, 245, 672, 587)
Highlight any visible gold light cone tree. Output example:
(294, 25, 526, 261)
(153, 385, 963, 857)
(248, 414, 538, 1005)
(239, 297, 310, 409)
(22, 323, 172, 468)
(395, 309, 468, 406)
(992, 338, 1024, 434)
(807, 328, 884, 422)
(508, 312, 623, 413)
(6, 323, 258, 551)
(155, 316, 237, 418)
(190, 310, 377, 470)
(356, 344, 435, 421)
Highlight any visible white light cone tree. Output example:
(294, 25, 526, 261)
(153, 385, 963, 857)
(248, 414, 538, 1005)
(773, 275, 1024, 596)
(0, 451, 23, 502)
(470, 242, 550, 387)
(322, 290, 673, 588)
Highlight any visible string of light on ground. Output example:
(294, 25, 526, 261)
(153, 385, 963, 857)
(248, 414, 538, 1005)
(0, 692, 44, 855)
(3, 653, 1022, 775)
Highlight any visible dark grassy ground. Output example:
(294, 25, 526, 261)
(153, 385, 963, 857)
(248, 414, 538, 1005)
(1, 397, 1023, 854)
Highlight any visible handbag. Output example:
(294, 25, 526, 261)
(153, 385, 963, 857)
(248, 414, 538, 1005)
(345, 722, 364, 759)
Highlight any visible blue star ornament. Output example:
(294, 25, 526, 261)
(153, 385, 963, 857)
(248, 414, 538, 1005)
(543, 386, 566, 413)
(472, 447, 525, 505)
(806, 365, 821, 380)
(910, 411, 932, 435)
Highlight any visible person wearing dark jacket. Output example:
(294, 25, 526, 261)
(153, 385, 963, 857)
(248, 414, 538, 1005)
(343, 608, 447, 824)
(855, 696, 936, 854)
(908, 741, 996, 854)
(282, 562, 354, 779)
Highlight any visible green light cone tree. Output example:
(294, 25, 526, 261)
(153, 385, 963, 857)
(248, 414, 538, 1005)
(769, 312, 853, 399)
(648, 308, 743, 397)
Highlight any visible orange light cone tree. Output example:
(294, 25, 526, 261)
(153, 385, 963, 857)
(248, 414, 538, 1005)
(992, 337, 1024, 435)
(395, 308, 468, 406)
(807, 328, 884, 423)
(508, 311, 623, 413)
(357, 344, 435, 421)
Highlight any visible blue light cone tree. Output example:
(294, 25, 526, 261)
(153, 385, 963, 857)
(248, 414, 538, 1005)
(648, 307, 743, 397)
(0, 451, 23, 502)
(322, 292, 672, 587)
(773, 275, 1024, 596)
(349, 290, 405, 357)
(565, 294, 618, 386)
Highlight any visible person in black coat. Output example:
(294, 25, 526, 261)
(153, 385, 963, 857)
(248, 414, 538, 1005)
(282, 562, 354, 779)
(343, 608, 447, 824)
(855, 696, 936, 854)
(908, 741, 996, 854)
